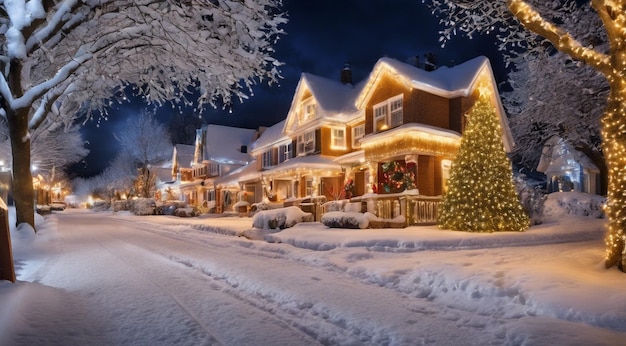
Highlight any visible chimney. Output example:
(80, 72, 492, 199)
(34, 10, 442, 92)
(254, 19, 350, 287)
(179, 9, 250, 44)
(340, 62, 352, 85)
(193, 127, 205, 164)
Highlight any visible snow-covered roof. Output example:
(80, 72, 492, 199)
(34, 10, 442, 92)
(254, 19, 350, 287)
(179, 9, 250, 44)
(174, 144, 195, 169)
(537, 137, 599, 174)
(215, 160, 261, 187)
(262, 155, 342, 175)
(283, 73, 364, 134)
(205, 124, 256, 165)
(250, 120, 289, 154)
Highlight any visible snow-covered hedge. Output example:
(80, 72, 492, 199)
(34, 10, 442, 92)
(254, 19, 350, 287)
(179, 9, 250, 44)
(173, 207, 199, 217)
(113, 200, 129, 212)
(130, 198, 156, 216)
(252, 206, 313, 230)
(543, 192, 606, 222)
(156, 201, 187, 215)
(321, 211, 369, 229)
(92, 200, 110, 212)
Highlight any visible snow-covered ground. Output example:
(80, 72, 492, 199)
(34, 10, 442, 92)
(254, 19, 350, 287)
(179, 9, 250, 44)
(1, 197, 625, 345)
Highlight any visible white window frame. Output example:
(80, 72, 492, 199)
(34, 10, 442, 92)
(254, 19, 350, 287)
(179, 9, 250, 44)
(279, 142, 292, 163)
(297, 130, 316, 156)
(352, 124, 365, 148)
(305, 178, 315, 197)
(330, 127, 346, 150)
(298, 97, 316, 124)
(441, 159, 452, 192)
(373, 94, 403, 133)
(262, 151, 273, 168)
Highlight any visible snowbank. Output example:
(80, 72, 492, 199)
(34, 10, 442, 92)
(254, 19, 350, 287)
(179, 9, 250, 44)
(543, 192, 605, 222)
(252, 206, 313, 229)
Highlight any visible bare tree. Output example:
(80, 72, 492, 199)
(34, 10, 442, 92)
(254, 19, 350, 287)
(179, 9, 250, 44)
(0, 0, 286, 230)
(425, 0, 626, 270)
(115, 109, 172, 198)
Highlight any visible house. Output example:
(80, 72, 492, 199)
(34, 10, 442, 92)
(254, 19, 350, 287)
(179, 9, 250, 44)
(248, 66, 364, 212)
(172, 56, 514, 226)
(537, 136, 601, 195)
(157, 125, 259, 212)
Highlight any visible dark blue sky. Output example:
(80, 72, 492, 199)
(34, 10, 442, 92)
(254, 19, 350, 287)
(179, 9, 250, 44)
(71, 0, 505, 178)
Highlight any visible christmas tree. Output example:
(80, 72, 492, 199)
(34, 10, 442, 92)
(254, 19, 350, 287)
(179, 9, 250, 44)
(438, 89, 529, 232)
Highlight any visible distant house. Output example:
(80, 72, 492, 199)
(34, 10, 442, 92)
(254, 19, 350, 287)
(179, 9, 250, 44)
(158, 125, 258, 212)
(537, 136, 601, 195)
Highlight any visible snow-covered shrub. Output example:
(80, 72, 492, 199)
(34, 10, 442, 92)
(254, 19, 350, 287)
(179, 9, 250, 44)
(323, 200, 345, 212)
(113, 200, 129, 212)
(130, 198, 156, 216)
(543, 192, 606, 221)
(252, 206, 313, 230)
(321, 211, 369, 229)
(156, 201, 187, 215)
(174, 207, 199, 217)
(514, 175, 546, 225)
(92, 200, 110, 212)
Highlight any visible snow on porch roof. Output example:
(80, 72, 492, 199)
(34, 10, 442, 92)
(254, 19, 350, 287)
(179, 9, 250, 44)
(205, 124, 257, 165)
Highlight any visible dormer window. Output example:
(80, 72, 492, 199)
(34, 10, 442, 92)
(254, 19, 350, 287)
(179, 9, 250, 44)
(262, 151, 273, 168)
(298, 97, 316, 124)
(352, 124, 365, 148)
(374, 94, 403, 133)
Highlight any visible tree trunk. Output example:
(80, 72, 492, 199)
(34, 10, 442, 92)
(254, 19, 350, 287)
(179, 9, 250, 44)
(602, 87, 626, 270)
(6, 107, 36, 231)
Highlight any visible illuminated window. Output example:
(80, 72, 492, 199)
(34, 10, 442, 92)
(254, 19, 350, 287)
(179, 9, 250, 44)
(262, 151, 273, 168)
(298, 97, 316, 124)
(331, 127, 346, 149)
(305, 178, 315, 196)
(297, 130, 316, 155)
(352, 124, 365, 147)
(374, 94, 403, 133)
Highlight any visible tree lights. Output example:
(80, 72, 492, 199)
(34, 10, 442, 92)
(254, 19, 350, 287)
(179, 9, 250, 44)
(506, 0, 626, 270)
(437, 90, 529, 232)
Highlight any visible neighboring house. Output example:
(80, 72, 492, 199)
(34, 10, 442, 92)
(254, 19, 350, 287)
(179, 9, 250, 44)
(157, 125, 259, 211)
(537, 136, 601, 195)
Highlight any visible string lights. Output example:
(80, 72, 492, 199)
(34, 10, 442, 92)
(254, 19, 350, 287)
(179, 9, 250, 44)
(508, 0, 626, 269)
(437, 88, 529, 233)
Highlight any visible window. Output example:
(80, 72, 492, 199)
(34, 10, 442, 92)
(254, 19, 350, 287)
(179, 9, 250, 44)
(279, 142, 292, 163)
(298, 97, 316, 124)
(441, 159, 452, 192)
(374, 94, 403, 133)
(297, 130, 316, 156)
(262, 151, 273, 168)
(331, 127, 346, 149)
(352, 124, 365, 147)
(305, 178, 315, 196)
(209, 163, 219, 176)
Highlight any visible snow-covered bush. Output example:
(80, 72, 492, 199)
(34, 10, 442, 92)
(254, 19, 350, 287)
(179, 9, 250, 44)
(156, 201, 187, 215)
(113, 200, 129, 212)
(543, 192, 606, 222)
(323, 200, 345, 212)
(92, 200, 110, 212)
(174, 207, 199, 217)
(252, 206, 313, 230)
(130, 198, 156, 216)
(321, 211, 369, 229)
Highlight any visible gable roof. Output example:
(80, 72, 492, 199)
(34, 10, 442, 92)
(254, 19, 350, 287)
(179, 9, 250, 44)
(356, 56, 515, 152)
(174, 144, 195, 169)
(204, 124, 256, 165)
(283, 73, 364, 134)
(250, 120, 290, 154)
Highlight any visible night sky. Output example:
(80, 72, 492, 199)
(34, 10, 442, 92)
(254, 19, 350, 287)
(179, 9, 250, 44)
(70, 0, 505, 178)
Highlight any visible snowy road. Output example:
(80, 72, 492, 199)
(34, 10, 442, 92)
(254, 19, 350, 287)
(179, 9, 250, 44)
(9, 211, 498, 345)
(4, 209, 625, 345)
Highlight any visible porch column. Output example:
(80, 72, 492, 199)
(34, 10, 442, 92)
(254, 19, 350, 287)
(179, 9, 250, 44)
(405, 154, 419, 192)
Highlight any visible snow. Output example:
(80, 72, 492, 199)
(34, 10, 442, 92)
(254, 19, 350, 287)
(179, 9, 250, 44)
(1, 199, 625, 345)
